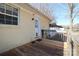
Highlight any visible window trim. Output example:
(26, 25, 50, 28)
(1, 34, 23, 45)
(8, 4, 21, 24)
(0, 3, 20, 26)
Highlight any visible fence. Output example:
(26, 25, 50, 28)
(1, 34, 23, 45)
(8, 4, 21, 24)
(41, 29, 67, 42)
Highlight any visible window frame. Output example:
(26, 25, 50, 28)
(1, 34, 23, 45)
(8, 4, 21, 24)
(0, 3, 20, 26)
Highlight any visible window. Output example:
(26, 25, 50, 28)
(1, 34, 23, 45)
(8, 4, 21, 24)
(0, 14, 5, 24)
(13, 8, 18, 16)
(0, 4, 5, 13)
(6, 5, 12, 15)
(35, 20, 38, 28)
(0, 4, 18, 25)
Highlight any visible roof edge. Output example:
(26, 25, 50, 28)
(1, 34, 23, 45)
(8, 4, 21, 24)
(26, 3, 52, 21)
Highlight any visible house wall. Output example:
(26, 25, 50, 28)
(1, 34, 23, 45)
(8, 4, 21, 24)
(0, 4, 50, 53)
(40, 16, 50, 29)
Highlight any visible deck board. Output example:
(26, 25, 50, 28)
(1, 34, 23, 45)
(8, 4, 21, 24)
(0, 39, 64, 56)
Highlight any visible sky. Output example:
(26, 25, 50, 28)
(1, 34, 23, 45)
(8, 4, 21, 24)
(49, 3, 79, 26)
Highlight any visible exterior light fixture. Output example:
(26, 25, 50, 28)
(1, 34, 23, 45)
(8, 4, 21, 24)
(32, 18, 34, 20)
(32, 14, 35, 21)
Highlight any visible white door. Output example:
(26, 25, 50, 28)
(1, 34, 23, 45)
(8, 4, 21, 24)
(34, 16, 41, 38)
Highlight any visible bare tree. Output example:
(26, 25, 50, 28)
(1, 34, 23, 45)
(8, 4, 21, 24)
(67, 3, 79, 56)
(51, 3, 79, 55)
(67, 3, 79, 31)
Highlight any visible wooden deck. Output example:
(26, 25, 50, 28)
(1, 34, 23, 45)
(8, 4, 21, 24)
(0, 39, 64, 56)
